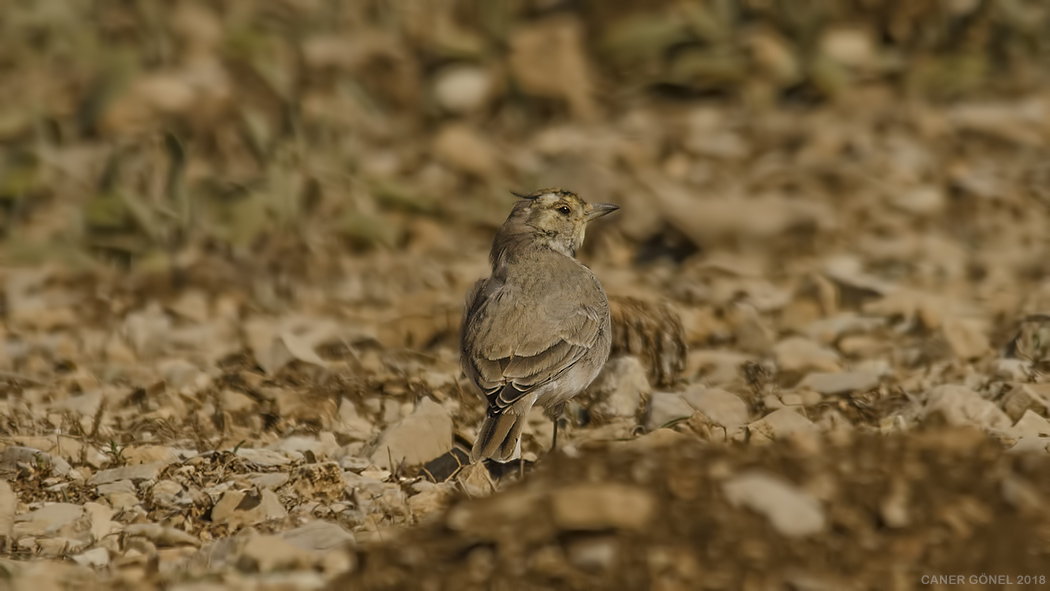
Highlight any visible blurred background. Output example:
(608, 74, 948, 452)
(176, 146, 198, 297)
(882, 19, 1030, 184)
(3, 0, 1048, 284)
(4, 2, 1050, 587)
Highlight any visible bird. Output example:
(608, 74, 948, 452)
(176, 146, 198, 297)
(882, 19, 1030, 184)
(461, 188, 618, 463)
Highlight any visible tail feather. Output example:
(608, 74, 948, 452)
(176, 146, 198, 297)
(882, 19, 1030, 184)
(471, 412, 526, 463)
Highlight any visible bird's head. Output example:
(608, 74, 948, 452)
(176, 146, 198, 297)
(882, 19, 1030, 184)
(497, 188, 619, 259)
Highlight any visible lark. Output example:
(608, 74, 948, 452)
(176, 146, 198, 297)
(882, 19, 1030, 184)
(461, 189, 618, 463)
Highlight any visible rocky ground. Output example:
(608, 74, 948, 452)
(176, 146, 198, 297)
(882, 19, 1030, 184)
(3, 2, 1050, 590)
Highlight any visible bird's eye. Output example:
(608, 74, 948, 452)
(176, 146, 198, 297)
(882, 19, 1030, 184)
(557, 206, 571, 215)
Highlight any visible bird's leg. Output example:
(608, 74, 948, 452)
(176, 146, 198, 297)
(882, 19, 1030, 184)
(546, 402, 567, 452)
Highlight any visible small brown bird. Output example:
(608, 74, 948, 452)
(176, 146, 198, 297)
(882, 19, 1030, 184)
(461, 188, 618, 463)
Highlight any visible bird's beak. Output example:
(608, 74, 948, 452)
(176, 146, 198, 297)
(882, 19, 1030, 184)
(585, 203, 619, 221)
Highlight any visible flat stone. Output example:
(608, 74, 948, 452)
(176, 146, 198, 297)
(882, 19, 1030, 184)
(687, 350, 754, 385)
(551, 484, 655, 532)
(280, 520, 355, 552)
(71, 547, 110, 568)
(211, 489, 288, 529)
(125, 523, 200, 547)
(235, 448, 292, 467)
(566, 536, 618, 572)
(333, 400, 375, 440)
(1001, 383, 1050, 422)
(368, 397, 452, 469)
(723, 470, 825, 537)
(774, 337, 841, 374)
(12, 503, 84, 537)
(1008, 410, 1050, 454)
(238, 534, 318, 572)
(0, 480, 14, 542)
(805, 314, 883, 344)
(268, 433, 339, 459)
(942, 316, 989, 360)
(680, 387, 750, 427)
(923, 385, 1011, 432)
(83, 502, 121, 541)
(89, 461, 167, 486)
(587, 355, 650, 419)
(799, 371, 880, 395)
(247, 472, 290, 490)
(645, 392, 696, 431)
(96, 480, 136, 496)
(748, 408, 817, 442)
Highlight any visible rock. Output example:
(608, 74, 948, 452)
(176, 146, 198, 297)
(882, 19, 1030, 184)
(150, 480, 187, 508)
(368, 397, 452, 470)
(89, 461, 168, 486)
(83, 502, 121, 542)
(686, 350, 754, 386)
(551, 484, 655, 532)
(457, 462, 497, 499)
(799, 371, 880, 395)
(679, 387, 750, 428)
(748, 408, 817, 443)
(335, 399, 376, 441)
(1, 446, 54, 473)
(71, 547, 110, 568)
(722, 470, 825, 537)
(923, 385, 1011, 432)
(879, 479, 911, 528)
(408, 483, 457, 516)
(566, 536, 618, 572)
(247, 472, 290, 490)
(238, 534, 318, 572)
(645, 392, 696, 431)
(96, 479, 136, 496)
(942, 317, 989, 360)
(269, 433, 339, 459)
(280, 520, 355, 553)
(773, 337, 841, 374)
(509, 16, 597, 121)
(1000, 383, 1050, 422)
(211, 489, 288, 529)
(338, 454, 371, 473)
(12, 503, 83, 537)
(125, 523, 200, 547)
(993, 358, 1031, 381)
(431, 123, 500, 179)
(432, 64, 493, 115)
(805, 314, 883, 344)
(0, 480, 14, 543)
(729, 303, 775, 354)
(235, 448, 292, 467)
(587, 356, 650, 419)
(1008, 410, 1050, 454)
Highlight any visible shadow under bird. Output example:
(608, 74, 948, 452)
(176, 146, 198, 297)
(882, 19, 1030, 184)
(460, 188, 619, 463)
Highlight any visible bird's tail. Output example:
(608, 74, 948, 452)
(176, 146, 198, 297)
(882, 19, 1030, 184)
(471, 411, 525, 463)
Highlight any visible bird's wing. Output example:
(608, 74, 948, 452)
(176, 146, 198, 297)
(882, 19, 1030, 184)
(463, 271, 606, 415)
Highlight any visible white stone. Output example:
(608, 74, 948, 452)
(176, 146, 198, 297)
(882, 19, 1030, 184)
(723, 470, 825, 537)
(368, 397, 452, 469)
(587, 356, 650, 419)
(923, 384, 1011, 432)
(799, 371, 880, 395)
